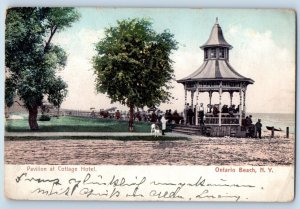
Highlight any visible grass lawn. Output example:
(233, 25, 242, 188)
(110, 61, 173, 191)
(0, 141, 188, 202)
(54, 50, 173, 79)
(5, 116, 153, 132)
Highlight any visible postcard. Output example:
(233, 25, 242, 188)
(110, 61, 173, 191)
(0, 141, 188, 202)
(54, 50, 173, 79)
(4, 8, 295, 202)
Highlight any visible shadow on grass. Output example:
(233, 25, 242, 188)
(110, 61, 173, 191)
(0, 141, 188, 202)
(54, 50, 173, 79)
(6, 125, 128, 132)
(5, 116, 152, 132)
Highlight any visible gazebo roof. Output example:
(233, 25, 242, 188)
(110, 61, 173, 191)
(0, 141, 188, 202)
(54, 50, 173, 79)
(200, 18, 232, 49)
(177, 59, 254, 84)
(177, 18, 254, 85)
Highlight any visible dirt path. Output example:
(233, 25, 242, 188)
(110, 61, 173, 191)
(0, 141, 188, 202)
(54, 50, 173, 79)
(5, 136, 294, 166)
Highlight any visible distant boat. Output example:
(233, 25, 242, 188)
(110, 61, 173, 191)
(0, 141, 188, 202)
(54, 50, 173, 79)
(266, 126, 282, 131)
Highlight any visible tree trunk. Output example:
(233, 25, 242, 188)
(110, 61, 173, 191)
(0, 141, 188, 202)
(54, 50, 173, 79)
(57, 106, 60, 118)
(5, 105, 10, 118)
(28, 105, 39, 130)
(128, 104, 134, 132)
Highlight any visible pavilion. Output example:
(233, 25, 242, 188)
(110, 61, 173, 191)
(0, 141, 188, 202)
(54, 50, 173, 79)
(177, 18, 254, 137)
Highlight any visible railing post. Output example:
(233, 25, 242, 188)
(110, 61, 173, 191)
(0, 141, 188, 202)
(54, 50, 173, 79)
(271, 126, 274, 138)
(286, 127, 289, 138)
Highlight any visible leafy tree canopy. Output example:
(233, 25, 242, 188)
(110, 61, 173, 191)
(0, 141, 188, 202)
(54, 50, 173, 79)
(93, 18, 178, 110)
(47, 77, 68, 108)
(5, 7, 80, 130)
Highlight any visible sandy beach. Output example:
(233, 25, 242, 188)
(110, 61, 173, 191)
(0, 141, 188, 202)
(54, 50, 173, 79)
(4, 131, 294, 166)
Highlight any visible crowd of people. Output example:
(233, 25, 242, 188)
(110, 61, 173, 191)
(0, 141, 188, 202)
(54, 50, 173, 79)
(129, 109, 183, 124)
(97, 108, 184, 125)
(207, 104, 240, 116)
(96, 105, 263, 138)
(182, 103, 263, 138)
(242, 115, 263, 139)
(183, 103, 242, 126)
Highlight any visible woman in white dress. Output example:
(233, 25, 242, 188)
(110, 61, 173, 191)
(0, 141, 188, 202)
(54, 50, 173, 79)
(161, 114, 167, 135)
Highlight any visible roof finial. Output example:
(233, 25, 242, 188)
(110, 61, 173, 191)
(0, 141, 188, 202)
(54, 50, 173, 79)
(216, 17, 219, 24)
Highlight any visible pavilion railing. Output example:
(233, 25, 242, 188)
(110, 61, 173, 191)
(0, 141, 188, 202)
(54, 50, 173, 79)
(204, 113, 240, 125)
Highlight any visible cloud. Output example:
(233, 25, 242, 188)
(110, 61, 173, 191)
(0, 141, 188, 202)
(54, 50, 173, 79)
(162, 26, 295, 114)
(227, 26, 295, 113)
(228, 24, 239, 36)
(77, 28, 105, 58)
(53, 28, 105, 58)
(53, 25, 295, 114)
(54, 28, 123, 111)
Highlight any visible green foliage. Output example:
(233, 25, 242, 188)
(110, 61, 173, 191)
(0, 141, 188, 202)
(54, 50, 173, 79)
(5, 7, 80, 129)
(5, 78, 15, 107)
(5, 8, 79, 108)
(39, 114, 51, 121)
(93, 18, 178, 108)
(47, 76, 68, 109)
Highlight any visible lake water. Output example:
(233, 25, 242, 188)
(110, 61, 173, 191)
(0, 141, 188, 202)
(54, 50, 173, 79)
(250, 113, 295, 134)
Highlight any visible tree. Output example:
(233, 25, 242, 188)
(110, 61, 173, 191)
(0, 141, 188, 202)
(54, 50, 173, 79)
(93, 18, 178, 131)
(5, 7, 80, 130)
(47, 77, 68, 117)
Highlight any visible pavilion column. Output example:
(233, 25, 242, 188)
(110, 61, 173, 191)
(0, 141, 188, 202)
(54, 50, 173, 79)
(209, 91, 212, 106)
(184, 84, 187, 105)
(191, 91, 194, 108)
(239, 88, 242, 126)
(218, 82, 222, 126)
(195, 85, 199, 125)
(184, 84, 188, 125)
(191, 90, 195, 125)
(229, 92, 233, 106)
(243, 88, 246, 116)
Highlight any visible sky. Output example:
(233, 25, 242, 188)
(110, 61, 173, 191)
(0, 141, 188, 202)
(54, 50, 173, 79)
(52, 8, 296, 114)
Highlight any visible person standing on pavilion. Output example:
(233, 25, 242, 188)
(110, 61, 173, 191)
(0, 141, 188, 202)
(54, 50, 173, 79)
(206, 104, 211, 113)
(187, 106, 194, 125)
(199, 103, 205, 125)
(184, 103, 189, 125)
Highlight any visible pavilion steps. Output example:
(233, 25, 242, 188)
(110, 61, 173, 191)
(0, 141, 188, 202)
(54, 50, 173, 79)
(172, 125, 203, 135)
